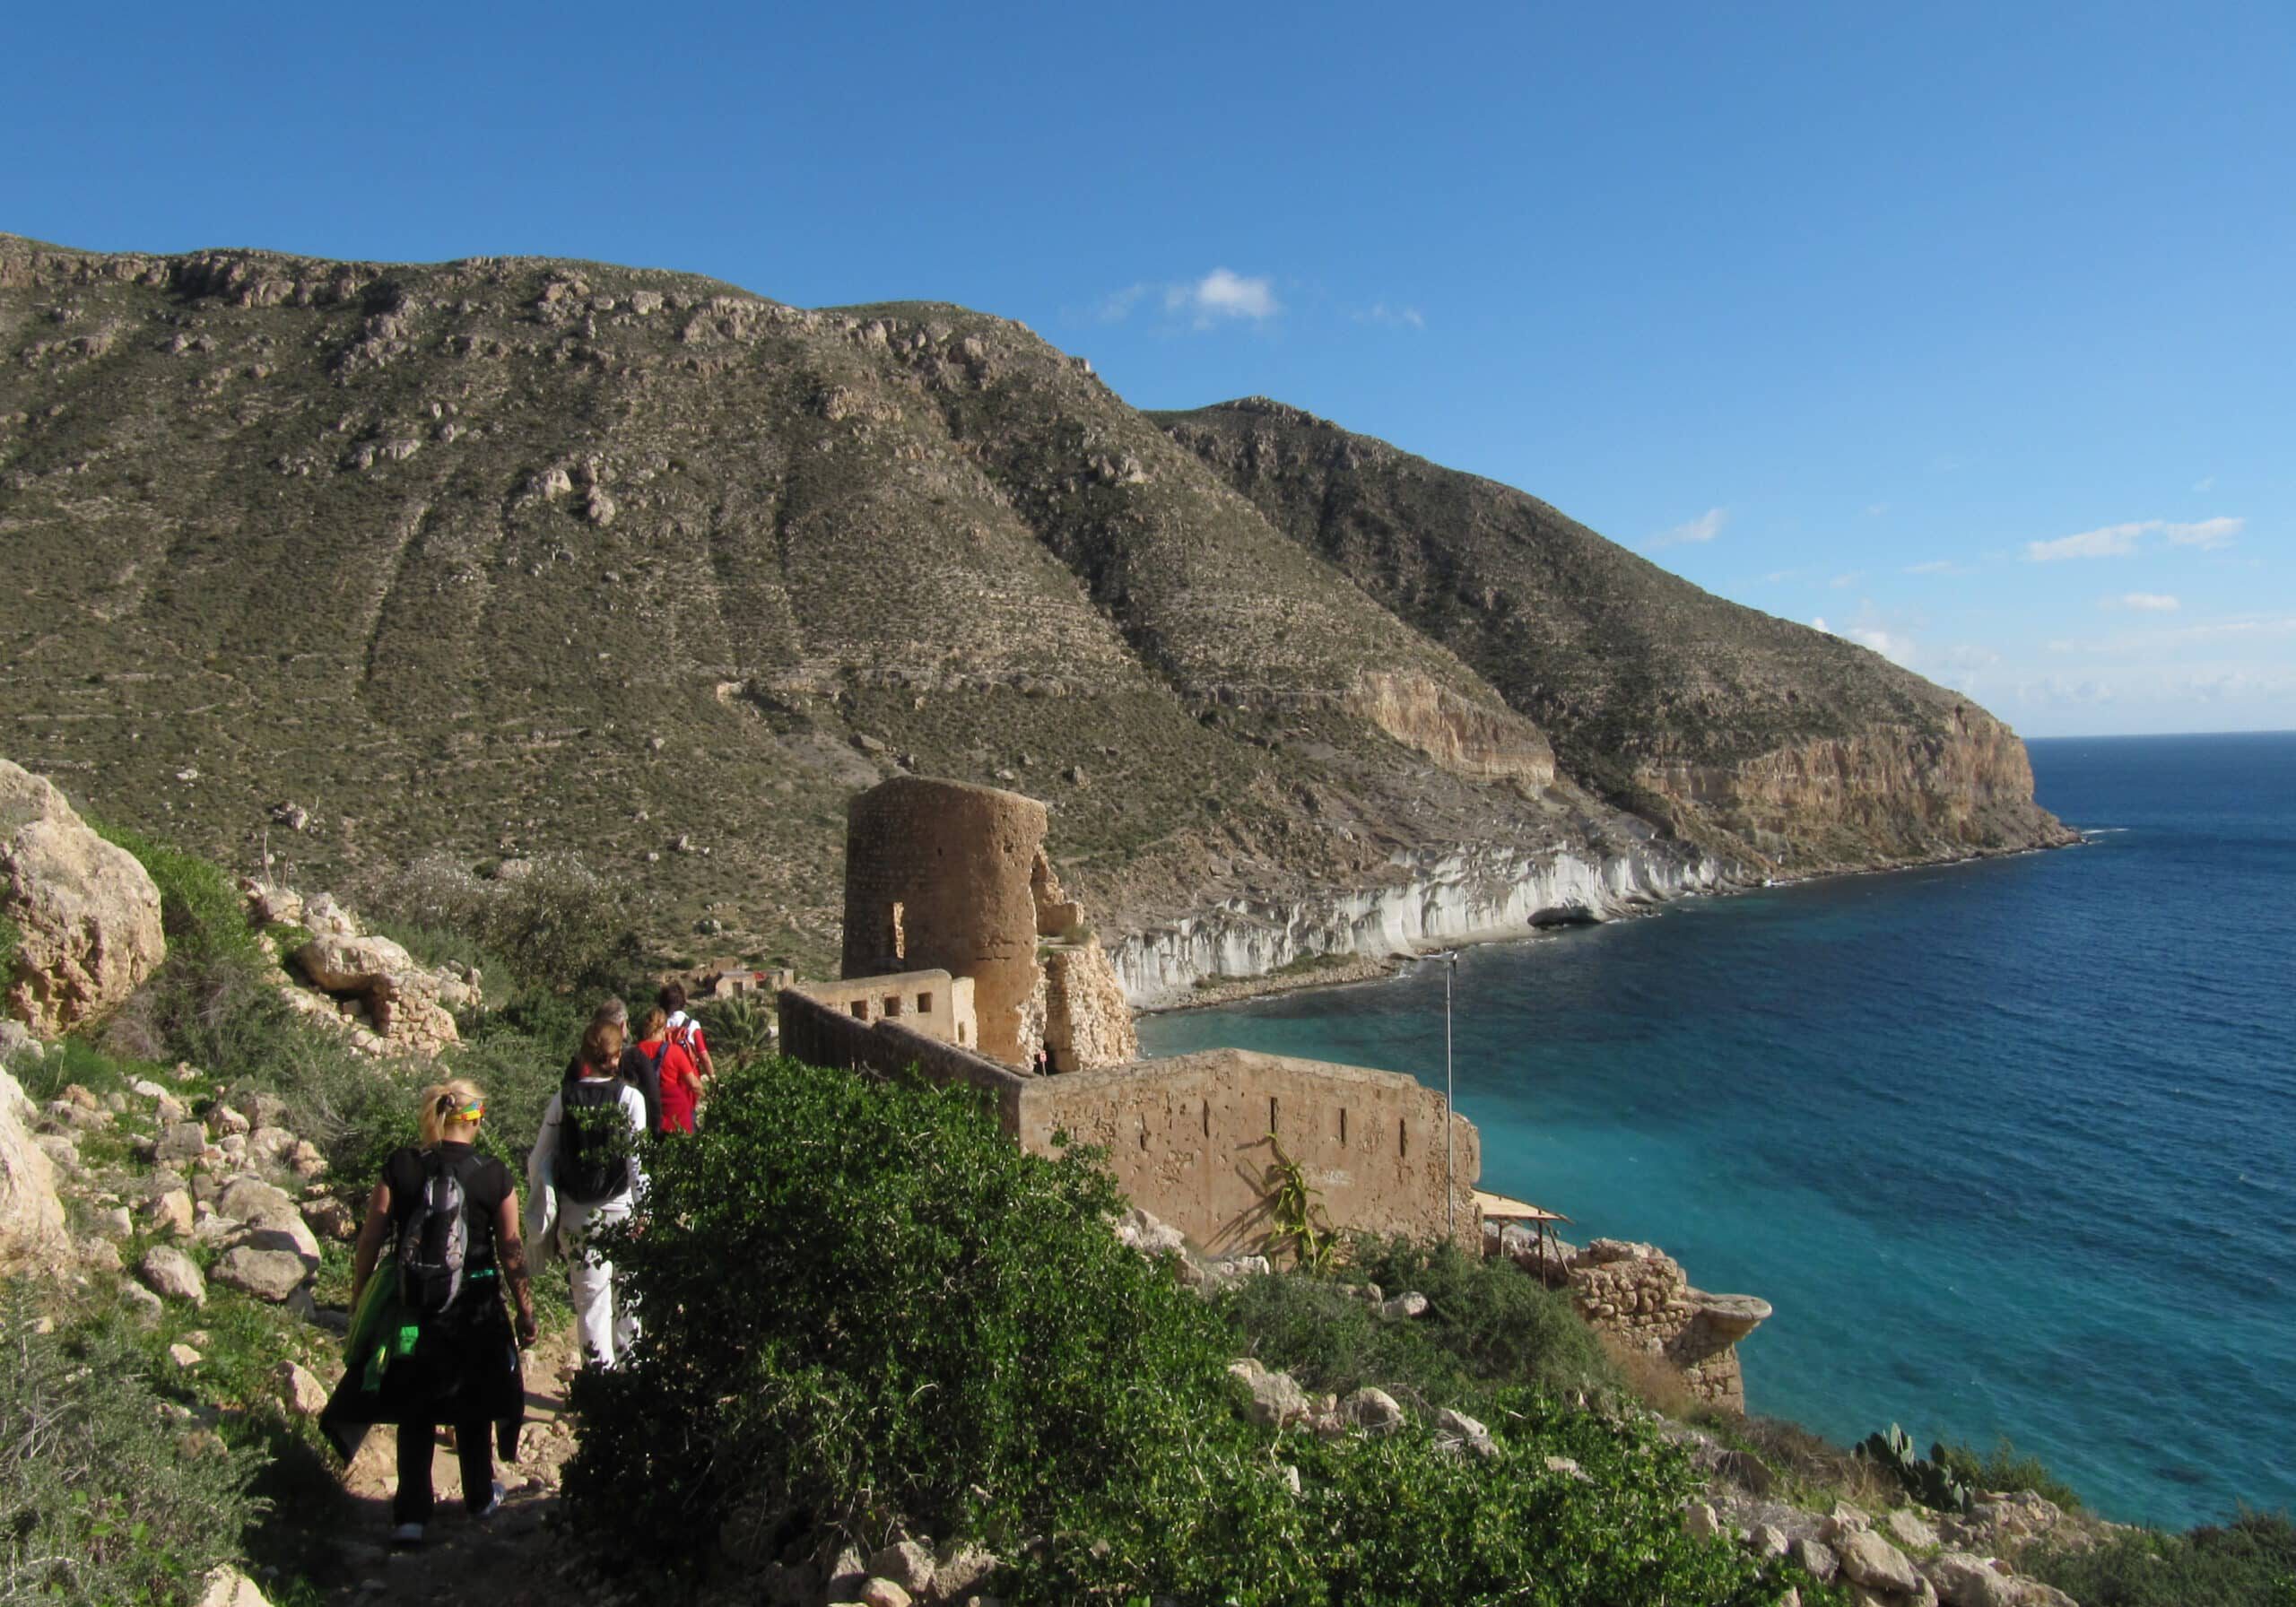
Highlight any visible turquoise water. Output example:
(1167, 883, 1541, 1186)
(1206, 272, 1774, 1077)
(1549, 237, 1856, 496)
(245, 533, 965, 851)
(1139, 732, 2296, 1528)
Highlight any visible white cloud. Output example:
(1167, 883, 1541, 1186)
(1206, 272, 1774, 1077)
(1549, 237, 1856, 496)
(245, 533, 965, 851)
(2166, 517, 2241, 550)
(1168, 268, 1280, 326)
(1098, 283, 1149, 322)
(2114, 593, 2181, 612)
(1829, 571, 1861, 589)
(1810, 612, 1918, 669)
(1354, 302, 1426, 330)
(1649, 507, 1726, 548)
(2192, 475, 2215, 494)
(1903, 559, 1972, 576)
(2025, 516, 2244, 561)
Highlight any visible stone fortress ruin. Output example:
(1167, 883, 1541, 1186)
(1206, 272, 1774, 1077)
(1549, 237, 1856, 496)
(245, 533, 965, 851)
(831, 776, 1136, 1072)
(781, 774, 1769, 1408)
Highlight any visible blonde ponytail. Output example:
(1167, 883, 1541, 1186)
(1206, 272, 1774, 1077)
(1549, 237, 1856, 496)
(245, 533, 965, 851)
(417, 1078, 486, 1147)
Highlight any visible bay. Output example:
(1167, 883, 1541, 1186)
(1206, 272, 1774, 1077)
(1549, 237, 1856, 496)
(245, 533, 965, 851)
(1138, 731, 2296, 1527)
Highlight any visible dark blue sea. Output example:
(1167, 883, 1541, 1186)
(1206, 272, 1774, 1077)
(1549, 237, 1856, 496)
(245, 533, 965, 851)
(1140, 732, 2296, 1528)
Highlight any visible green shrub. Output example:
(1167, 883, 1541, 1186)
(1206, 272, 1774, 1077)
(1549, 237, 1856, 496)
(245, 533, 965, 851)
(0, 912, 19, 988)
(1932, 1436, 2084, 1512)
(1346, 1236, 1622, 1401)
(0, 1288, 262, 1605)
(1222, 1272, 1483, 1412)
(95, 822, 260, 965)
(2026, 1512, 2296, 1607)
(564, 1057, 1819, 1604)
(355, 854, 638, 995)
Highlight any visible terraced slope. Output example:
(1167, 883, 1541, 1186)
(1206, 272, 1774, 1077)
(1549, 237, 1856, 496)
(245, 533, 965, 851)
(0, 238, 2066, 976)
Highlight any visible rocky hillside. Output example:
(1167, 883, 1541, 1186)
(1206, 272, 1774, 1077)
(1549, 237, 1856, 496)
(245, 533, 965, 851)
(0, 236, 2068, 978)
(1157, 399, 2075, 871)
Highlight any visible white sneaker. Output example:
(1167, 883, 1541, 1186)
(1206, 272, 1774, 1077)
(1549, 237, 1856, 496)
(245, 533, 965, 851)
(389, 1521, 424, 1548)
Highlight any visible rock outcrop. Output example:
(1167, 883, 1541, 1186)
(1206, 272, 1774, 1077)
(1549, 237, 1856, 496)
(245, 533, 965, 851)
(0, 760, 165, 1036)
(0, 1068, 67, 1273)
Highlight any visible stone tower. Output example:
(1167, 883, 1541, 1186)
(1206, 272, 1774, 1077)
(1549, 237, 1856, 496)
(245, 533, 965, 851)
(842, 777, 1050, 1066)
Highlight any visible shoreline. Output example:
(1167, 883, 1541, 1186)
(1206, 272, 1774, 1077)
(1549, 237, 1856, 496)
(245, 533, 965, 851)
(1138, 830, 2090, 1016)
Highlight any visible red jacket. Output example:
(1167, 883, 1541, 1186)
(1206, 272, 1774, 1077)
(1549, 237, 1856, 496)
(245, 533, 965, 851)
(639, 1036, 702, 1134)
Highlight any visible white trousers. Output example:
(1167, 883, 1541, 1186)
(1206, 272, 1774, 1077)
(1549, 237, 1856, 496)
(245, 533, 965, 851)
(557, 1194, 638, 1368)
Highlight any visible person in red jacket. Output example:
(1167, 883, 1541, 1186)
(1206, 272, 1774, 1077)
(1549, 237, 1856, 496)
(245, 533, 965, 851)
(634, 1006, 702, 1134)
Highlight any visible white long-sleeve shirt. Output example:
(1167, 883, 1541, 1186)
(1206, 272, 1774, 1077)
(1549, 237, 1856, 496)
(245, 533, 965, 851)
(526, 1076, 648, 1239)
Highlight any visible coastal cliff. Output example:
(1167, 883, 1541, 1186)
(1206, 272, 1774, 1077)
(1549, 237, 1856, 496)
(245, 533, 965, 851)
(1110, 836, 1725, 1007)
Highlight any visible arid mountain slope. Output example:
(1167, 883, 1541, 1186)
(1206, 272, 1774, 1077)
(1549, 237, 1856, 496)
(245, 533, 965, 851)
(0, 238, 2066, 977)
(1157, 399, 2074, 871)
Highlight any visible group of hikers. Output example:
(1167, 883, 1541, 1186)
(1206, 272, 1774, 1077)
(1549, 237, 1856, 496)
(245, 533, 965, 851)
(320, 984, 717, 1546)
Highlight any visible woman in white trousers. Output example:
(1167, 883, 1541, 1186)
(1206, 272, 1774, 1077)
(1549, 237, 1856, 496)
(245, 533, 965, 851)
(526, 1015, 648, 1368)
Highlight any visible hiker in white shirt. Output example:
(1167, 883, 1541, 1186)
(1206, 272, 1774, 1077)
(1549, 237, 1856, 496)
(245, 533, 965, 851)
(526, 1017, 648, 1368)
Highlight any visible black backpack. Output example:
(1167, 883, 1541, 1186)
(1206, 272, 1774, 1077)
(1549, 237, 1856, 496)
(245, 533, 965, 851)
(554, 1079, 632, 1204)
(396, 1150, 473, 1316)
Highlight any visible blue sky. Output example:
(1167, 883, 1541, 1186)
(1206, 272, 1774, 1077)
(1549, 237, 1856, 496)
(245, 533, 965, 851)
(7, 1, 2290, 735)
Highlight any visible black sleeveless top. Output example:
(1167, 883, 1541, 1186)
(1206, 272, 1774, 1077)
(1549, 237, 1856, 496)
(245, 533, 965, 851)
(383, 1142, 512, 1272)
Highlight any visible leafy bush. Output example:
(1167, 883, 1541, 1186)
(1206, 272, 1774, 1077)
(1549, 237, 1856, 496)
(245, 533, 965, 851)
(2026, 1512, 2296, 1607)
(564, 1057, 1819, 1604)
(0, 913, 18, 989)
(1347, 1236, 1622, 1401)
(1932, 1435, 2084, 1512)
(0, 1290, 262, 1605)
(1222, 1273, 1483, 1412)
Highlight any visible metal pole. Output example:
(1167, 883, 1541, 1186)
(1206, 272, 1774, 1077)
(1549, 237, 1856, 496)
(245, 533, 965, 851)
(1444, 952, 1457, 1247)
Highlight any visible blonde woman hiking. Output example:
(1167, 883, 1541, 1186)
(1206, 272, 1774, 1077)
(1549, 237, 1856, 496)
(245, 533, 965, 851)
(527, 1016, 648, 1367)
(323, 1079, 537, 1548)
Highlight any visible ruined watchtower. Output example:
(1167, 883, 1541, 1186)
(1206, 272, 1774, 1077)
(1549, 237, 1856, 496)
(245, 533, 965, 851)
(842, 777, 1048, 1065)
(840, 776, 1137, 1071)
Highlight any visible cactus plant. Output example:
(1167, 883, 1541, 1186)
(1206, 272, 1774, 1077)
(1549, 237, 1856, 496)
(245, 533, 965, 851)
(1857, 1422, 1975, 1514)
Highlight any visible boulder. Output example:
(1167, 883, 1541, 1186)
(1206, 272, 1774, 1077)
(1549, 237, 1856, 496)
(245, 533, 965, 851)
(1837, 1529, 1922, 1595)
(864, 1541, 935, 1595)
(1924, 1553, 2020, 1607)
(932, 1541, 999, 1600)
(1682, 1502, 1722, 1539)
(1886, 1508, 1942, 1551)
(213, 1245, 309, 1301)
(0, 760, 166, 1036)
(140, 1244, 208, 1305)
(1337, 1386, 1405, 1436)
(119, 1279, 165, 1325)
(302, 1195, 358, 1240)
(292, 933, 458, 1054)
(275, 1360, 330, 1415)
(1793, 1537, 1840, 1584)
(196, 1564, 272, 1607)
(155, 1122, 208, 1164)
(1378, 1291, 1430, 1319)
(1114, 1205, 1185, 1257)
(80, 1236, 122, 1273)
(143, 1188, 195, 1238)
(1434, 1406, 1498, 1459)
(1226, 1358, 1310, 1429)
(0, 1069, 66, 1273)
(858, 1582, 911, 1607)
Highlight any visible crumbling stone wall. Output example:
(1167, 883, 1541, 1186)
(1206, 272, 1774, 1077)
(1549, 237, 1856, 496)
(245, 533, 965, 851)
(1565, 1238, 1770, 1412)
(1020, 1048, 1479, 1256)
(843, 777, 1048, 1066)
(777, 995, 1474, 1258)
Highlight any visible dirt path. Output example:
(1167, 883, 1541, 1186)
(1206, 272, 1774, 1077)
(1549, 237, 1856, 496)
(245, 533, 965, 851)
(317, 1325, 590, 1604)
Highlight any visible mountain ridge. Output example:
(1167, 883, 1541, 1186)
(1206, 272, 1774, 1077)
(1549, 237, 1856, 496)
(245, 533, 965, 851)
(0, 235, 2071, 981)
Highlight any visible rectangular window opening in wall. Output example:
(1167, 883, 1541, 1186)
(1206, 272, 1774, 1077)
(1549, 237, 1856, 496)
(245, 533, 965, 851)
(1339, 1107, 1348, 1145)
(1399, 1120, 1408, 1159)
(888, 901, 905, 964)
(883, 996, 900, 1018)
(1268, 1096, 1278, 1134)
(917, 992, 932, 1014)
(956, 1022, 967, 1045)
(848, 1000, 868, 1020)
(1201, 1100, 1210, 1137)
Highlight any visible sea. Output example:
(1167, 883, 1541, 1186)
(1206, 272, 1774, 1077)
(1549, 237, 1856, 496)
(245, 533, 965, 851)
(1138, 731, 2296, 1530)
